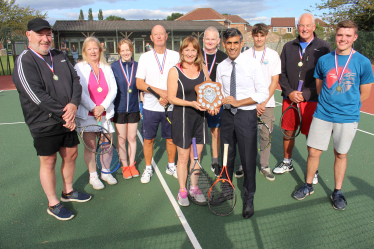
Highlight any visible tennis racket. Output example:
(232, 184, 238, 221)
(52, 115, 113, 155)
(186, 138, 214, 206)
(257, 116, 272, 151)
(208, 144, 237, 216)
(147, 86, 173, 124)
(280, 80, 303, 139)
(95, 140, 121, 174)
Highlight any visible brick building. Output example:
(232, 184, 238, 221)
(270, 17, 296, 37)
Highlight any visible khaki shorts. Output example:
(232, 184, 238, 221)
(307, 117, 358, 154)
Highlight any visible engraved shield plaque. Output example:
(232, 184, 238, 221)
(195, 80, 223, 111)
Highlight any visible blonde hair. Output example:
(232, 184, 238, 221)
(81, 36, 107, 65)
(179, 36, 204, 72)
(117, 38, 134, 54)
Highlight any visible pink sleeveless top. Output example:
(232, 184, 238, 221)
(88, 68, 108, 116)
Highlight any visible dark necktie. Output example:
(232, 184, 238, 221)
(230, 61, 237, 115)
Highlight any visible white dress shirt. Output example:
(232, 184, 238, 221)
(216, 53, 269, 110)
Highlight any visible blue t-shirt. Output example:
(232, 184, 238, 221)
(314, 51, 374, 123)
(299, 41, 308, 55)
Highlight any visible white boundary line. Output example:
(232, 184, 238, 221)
(357, 129, 374, 136)
(0, 89, 16, 91)
(0, 121, 25, 125)
(275, 89, 374, 116)
(136, 130, 202, 249)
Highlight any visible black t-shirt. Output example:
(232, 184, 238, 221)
(30, 53, 70, 138)
(201, 49, 228, 82)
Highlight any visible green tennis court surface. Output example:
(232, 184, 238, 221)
(1, 89, 373, 248)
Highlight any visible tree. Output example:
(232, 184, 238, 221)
(78, 9, 84, 20)
(310, 0, 374, 30)
(105, 15, 125, 21)
(0, 0, 47, 44)
(166, 13, 183, 20)
(98, 9, 103, 20)
(314, 23, 325, 39)
(88, 8, 93, 20)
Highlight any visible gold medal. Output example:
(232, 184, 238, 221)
(298, 61, 303, 67)
(336, 85, 342, 92)
(97, 87, 102, 92)
(53, 74, 59, 81)
(128, 89, 132, 93)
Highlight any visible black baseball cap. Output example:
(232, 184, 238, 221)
(27, 18, 51, 32)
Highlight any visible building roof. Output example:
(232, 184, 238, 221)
(223, 15, 248, 24)
(52, 20, 227, 32)
(315, 18, 329, 27)
(175, 8, 226, 21)
(271, 17, 295, 27)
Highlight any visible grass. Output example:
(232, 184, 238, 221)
(0, 55, 14, 75)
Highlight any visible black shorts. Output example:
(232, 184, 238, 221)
(33, 132, 80, 156)
(113, 112, 140, 124)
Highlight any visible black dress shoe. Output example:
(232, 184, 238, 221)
(243, 202, 254, 219)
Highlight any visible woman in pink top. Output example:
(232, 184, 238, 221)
(74, 37, 118, 190)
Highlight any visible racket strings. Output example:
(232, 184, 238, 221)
(96, 145, 120, 174)
(208, 180, 236, 216)
(280, 104, 302, 139)
(257, 123, 271, 151)
(187, 166, 213, 206)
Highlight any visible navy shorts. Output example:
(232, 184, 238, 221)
(142, 109, 172, 140)
(206, 106, 223, 128)
(33, 132, 79, 156)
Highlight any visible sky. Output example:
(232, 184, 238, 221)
(17, 0, 327, 26)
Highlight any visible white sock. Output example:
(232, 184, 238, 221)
(90, 171, 98, 178)
(283, 158, 292, 164)
(146, 165, 152, 171)
(102, 168, 110, 173)
(168, 162, 175, 168)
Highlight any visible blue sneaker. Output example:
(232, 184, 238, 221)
(293, 183, 314, 200)
(60, 190, 92, 203)
(47, 203, 74, 221)
(331, 191, 347, 210)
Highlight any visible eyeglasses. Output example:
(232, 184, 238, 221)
(298, 24, 314, 28)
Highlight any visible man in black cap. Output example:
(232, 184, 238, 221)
(12, 18, 91, 221)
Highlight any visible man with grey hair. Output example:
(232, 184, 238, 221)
(274, 13, 331, 183)
(202, 26, 228, 177)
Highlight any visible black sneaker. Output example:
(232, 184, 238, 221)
(211, 163, 221, 177)
(60, 190, 92, 203)
(234, 165, 244, 178)
(293, 183, 314, 200)
(331, 191, 347, 210)
(47, 203, 74, 221)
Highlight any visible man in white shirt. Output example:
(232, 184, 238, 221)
(236, 23, 281, 181)
(136, 25, 180, 183)
(217, 28, 268, 218)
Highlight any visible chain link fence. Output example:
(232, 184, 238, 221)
(1, 29, 28, 75)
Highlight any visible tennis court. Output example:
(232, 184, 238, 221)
(1, 80, 374, 248)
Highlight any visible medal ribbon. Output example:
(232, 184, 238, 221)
(88, 62, 100, 85)
(299, 36, 314, 60)
(153, 49, 167, 74)
(119, 60, 134, 90)
(28, 46, 54, 74)
(335, 48, 354, 84)
(204, 50, 216, 75)
(252, 47, 266, 64)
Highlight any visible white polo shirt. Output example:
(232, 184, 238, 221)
(216, 53, 269, 110)
(136, 49, 180, 112)
(243, 47, 281, 108)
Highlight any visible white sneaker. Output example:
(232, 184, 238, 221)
(89, 175, 105, 190)
(189, 187, 206, 203)
(313, 172, 319, 185)
(141, 168, 153, 184)
(273, 161, 294, 174)
(177, 189, 190, 206)
(166, 165, 178, 179)
(101, 173, 117, 185)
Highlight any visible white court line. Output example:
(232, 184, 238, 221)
(0, 89, 17, 91)
(357, 129, 374, 136)
(0, 121, 25, 125)
(136, 130, 202, 249)
(275, 89, 374, 116)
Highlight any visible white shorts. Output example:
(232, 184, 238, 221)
(307, 117, 358, 154)
(76, 115, 115, 133)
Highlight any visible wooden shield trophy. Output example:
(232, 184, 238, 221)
(194, 80, 223, 111)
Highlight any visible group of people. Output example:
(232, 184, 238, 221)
(13, 14, 373, 221)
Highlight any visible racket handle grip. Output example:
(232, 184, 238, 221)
(223, 144, 229, 166)
(297, 80, 304, 92)
(192, 137, 198, 159)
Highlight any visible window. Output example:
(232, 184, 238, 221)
(273, 28, 278, 32)
(287, 27, 292, 33)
